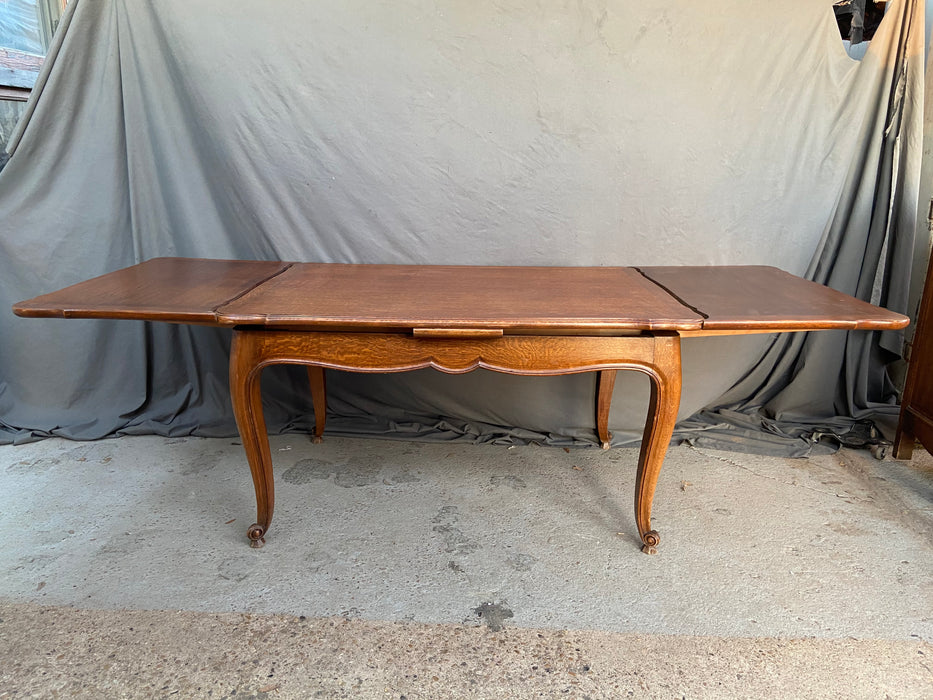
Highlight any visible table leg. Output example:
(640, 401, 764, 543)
(228, 330, 681, 554)
(230, 331, 275, 549)
(894, 418, 915, 460)
(633, 335, 681, 554)
(308, 366, 327, 443)
(596, 370, 617, 449)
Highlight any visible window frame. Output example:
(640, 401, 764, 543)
(0, 0, 65, 97)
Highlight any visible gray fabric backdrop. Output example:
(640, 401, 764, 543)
(0, 0, 925, 454)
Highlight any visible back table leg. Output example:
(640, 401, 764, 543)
(596, 370, 617, 449)
(308, 366, 327, 443)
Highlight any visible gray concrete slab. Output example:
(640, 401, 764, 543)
(1, 435, 931, 697)
(2, 603, 931, 699)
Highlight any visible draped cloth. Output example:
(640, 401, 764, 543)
(0, 1, 925, 454)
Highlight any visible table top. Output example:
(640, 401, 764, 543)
(13, 257, 909, 335)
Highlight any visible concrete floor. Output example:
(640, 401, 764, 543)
(1, 434, 931, 697)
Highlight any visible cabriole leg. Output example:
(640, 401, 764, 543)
(634, 336, 682, 554)
(230, 331, 275, 548)
(596, 369, 617, 449)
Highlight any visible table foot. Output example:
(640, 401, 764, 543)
(247, 523, 266, 548)
(640, 530, 660, 555)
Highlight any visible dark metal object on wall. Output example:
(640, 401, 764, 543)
(834, 0, 888, 44)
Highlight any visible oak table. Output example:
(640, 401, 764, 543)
(13, 258, 908, 554)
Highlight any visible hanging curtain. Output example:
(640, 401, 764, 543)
(681, 0, 927, 455)
(0, 1, 926, 453)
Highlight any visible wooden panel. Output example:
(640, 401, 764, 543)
(0, 48, 43, 90)
(638, 266, 909, 332)
(904, 354, 933, 449)
(902, 262, 933, 450)
(216, 264, 705, 332)
(412, 328, 504, 339)
(896, 253, 933, 458)
(0, 48, 44, 72)
(0, 86, 30, 101)
(233, 330, 672, 375)
(14, 259, 909, 335)
(912, 415, 933, 456)
(12, 258, 291, 324)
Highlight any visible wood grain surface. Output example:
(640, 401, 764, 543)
(12, 258, 290, 324)
(638, 266, 908, 331)
(13, 258, 909, 334)
(895, 251, 933, 458)
(216, 263, 704, 332)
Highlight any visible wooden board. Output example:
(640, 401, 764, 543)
(12, 258, 291, 324)
(13, 258, 909, 334)
(215, 263, 704, 332)
(638, 266, 909, 331)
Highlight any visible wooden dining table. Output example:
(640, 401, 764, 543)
(13, 258, 909, 554)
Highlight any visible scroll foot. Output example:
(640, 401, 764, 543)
(247, 523, 266, 549)
(311, 434, 323, 445)
(640, 530, 660, 555)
